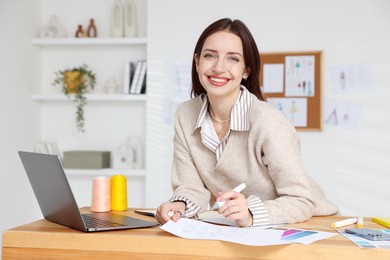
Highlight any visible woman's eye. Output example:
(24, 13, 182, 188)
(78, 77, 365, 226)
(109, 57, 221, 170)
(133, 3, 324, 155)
(228, 56, 240, 62)
(203, 53, 216, 59)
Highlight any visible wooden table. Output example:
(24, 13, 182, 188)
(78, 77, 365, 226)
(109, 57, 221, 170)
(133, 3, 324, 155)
(2, 209, 390, 259)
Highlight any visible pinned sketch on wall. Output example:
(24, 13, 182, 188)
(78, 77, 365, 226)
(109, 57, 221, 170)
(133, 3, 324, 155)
(285, 55, 315, 97)
(259, 51, 322, 131)
(330, 63, 373, 93)
(268, 98, 308, 127)
(172, 61, 192, 102)
(324, 99, 362, 130)
(161, 61, 192, 125)
(263, 64, 284, 93)
(162, 98, 182, 125)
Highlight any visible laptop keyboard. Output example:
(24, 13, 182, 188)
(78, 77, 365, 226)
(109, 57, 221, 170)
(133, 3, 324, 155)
(82, 214, 125, 228)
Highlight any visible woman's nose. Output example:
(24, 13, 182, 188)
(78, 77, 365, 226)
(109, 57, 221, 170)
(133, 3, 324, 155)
(212, 58, 226, 73)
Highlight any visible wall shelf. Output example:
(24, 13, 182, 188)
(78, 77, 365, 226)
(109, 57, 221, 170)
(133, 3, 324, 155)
(65, 168, 146, 177)
(32, 37, 147, 46)
(32, 93, 147, 102)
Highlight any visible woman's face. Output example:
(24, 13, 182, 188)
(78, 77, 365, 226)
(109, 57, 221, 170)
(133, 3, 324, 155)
(195, 30, 249, 100)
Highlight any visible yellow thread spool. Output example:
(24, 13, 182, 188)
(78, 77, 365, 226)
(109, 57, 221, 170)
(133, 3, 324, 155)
(110, 174, 128, 211)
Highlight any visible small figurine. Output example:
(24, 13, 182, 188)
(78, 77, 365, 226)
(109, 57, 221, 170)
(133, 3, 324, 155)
(75, 25, 84, 38)
(104, 77, 119, 94)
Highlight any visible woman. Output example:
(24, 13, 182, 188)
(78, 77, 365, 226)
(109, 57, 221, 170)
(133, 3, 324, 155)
(156, 18, 338, 227)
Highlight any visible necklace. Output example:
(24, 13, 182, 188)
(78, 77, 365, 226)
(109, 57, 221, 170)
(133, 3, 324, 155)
(210, 109, 230, 124)
(216, 122, 229, 137)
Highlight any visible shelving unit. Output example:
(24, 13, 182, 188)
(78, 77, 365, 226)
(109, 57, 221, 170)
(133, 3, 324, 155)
(34, 0, 149, 208)
(32, 37, 148, 153)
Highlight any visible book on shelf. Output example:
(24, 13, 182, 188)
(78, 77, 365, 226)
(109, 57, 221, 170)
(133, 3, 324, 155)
(129, 60, 143, 94)
(139, 69, 147, 94)
(122, 60, 136, 94)
(122, 59, 147, 95)
(133, 60, 147, 94)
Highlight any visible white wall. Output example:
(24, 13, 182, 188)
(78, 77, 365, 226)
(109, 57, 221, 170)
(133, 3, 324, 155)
(146, 0, 390, 217)
(0, 0, 41, 254)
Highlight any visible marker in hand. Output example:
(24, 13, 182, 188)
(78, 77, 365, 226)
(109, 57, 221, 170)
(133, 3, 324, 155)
(211, 183, 247, 211)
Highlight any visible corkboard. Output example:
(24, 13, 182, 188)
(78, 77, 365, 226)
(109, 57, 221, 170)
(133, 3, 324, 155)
(259, 51, 322, 131)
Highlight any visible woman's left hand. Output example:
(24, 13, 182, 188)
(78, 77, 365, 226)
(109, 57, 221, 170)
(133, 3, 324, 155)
(216, 191, 253, 227)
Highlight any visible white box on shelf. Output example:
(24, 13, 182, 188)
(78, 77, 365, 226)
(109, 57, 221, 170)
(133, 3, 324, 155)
(112, 148, 134, 169)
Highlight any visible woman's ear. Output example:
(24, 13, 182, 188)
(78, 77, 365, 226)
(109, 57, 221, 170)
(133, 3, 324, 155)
(243, 67, 251, 79)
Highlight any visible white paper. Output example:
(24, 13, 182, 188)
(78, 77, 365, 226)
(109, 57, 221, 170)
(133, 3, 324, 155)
(172, 61, 192, 102)
(160, 61, 193, 126)
(267, 98, 308, 127)
(161, 218, 289, 246)
(161, 98, 181, 125)
(330, 63, 373, 93)
(263, 64, 284, 93)
(323, 99, 362, 130)
(285, 56, 315, 96)
(160, 218, 336, 246)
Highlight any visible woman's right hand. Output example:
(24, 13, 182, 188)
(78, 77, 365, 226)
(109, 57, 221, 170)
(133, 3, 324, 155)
(155, 201, 186, 224)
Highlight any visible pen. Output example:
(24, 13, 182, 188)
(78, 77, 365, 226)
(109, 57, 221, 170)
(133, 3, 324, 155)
(210, 183, 247, 211)
(330, 218, 357, 228)
(357, 217, 364, 228)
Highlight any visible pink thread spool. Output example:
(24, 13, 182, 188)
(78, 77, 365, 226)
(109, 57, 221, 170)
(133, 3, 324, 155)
(91, 176, 111, 212)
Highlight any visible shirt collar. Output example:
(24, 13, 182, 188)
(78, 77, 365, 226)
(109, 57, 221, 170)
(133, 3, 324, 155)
(194, 86, 252, 133)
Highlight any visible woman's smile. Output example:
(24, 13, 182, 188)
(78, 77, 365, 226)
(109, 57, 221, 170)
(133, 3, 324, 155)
(208, 76, 230, 86)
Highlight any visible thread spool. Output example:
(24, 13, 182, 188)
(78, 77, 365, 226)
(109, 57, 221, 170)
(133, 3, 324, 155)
(110, 174, 128, 211)
(91, 176, 111, 212)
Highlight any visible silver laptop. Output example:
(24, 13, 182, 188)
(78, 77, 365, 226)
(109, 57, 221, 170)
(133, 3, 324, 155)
(18, 151, 158, 232)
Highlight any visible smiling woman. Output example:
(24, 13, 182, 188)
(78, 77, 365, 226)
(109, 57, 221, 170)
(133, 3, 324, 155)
(155, 18, 338, 228)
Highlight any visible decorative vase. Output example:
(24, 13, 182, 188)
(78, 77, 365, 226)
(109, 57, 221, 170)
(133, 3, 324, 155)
(75, 25, 84, 38)
(87, 18, 98, 38)
(111, 0, 124, 37)
(126, 137, 143, 169)
(40, 15, 67, 38)
(124, 0, 137, 37)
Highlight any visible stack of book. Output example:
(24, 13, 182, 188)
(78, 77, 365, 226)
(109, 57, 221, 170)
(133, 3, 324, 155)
(123, 60, 147, 94)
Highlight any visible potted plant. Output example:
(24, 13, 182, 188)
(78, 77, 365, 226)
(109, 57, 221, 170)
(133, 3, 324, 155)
(52, 64, 96, 132)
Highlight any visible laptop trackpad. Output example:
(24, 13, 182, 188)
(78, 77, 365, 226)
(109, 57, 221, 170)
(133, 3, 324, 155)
(84, 212, 158, 228)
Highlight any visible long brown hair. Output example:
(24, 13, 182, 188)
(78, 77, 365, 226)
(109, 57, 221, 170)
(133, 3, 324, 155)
(190, 18, 263, 100)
